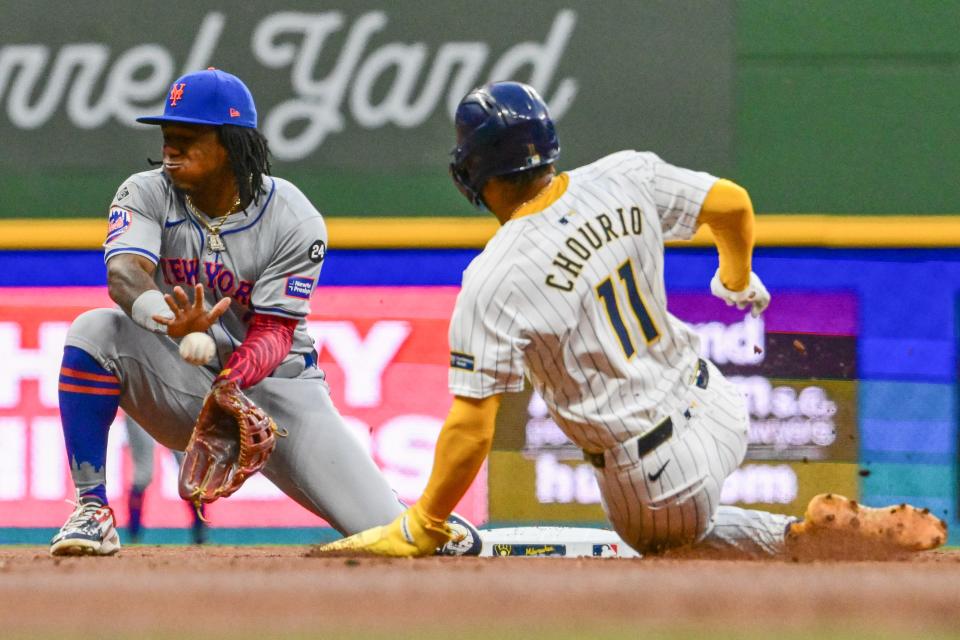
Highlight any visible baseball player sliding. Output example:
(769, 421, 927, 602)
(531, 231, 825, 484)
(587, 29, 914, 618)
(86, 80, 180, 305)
(319, 81, 947, 557)
(49, 69, 480, 557)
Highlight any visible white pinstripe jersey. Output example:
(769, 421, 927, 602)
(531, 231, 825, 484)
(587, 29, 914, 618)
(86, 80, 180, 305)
(448, 151, 718, 451)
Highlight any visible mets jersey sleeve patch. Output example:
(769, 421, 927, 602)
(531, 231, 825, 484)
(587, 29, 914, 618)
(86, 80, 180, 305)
(450, 351, 476, 371)
(307, 240, 326, 264)
(105, 207, 132, 244)
(284, 276, 314, 299)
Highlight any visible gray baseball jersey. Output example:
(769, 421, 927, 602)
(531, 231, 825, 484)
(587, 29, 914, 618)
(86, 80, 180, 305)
(72, 168, 407, 534)
(448, 151, 794, 554)
(104, 168, 326, 371)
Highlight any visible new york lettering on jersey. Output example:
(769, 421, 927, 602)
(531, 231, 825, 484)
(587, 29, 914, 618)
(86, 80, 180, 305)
(156, 258, 256, 307)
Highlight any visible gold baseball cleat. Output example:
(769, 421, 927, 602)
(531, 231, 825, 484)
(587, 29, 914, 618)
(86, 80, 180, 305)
(788, 493, 948, 553)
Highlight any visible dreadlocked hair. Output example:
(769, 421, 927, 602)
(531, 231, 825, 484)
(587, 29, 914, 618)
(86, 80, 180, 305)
(218, 125, 272, 206)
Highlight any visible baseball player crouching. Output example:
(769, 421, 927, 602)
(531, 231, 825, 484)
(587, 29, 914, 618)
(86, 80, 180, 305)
(318, 82, 947, 558)
(49, 69, 480, 557)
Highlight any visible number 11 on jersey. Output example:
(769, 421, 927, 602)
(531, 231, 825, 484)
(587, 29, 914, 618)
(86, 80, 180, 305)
(596, 259, 660, 358)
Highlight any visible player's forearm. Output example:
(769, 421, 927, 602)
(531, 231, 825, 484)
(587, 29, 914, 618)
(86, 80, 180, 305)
(106, 254, 160, 314)
(417, 395, 500, 524)
(697, 179, 755, 291)
(216, 313, 297, 389)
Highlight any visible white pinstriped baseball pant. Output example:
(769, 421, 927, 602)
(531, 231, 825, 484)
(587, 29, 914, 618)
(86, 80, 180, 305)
(594, 359, 795, 556)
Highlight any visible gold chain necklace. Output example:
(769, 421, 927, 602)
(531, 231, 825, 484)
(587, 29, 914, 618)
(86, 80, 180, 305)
(184, 194, 242, 253)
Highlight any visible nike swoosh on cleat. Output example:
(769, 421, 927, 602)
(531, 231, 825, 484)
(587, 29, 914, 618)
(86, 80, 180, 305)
(400, 514, 415, 544)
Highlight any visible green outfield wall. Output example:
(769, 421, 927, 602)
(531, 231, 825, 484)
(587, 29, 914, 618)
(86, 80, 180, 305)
(0, 1, 733, 219)
(736, 0, 960, 214)
(0, 1, 957, 222)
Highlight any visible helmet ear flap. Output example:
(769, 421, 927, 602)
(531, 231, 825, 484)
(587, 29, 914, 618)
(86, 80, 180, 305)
(449, 162, 482, 207)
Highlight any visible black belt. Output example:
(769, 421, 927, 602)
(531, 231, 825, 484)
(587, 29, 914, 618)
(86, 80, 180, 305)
(582, 359, 708, 469)
(583, 416, 674, 469)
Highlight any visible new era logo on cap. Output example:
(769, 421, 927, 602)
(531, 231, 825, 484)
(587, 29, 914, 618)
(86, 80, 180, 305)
(229, 108, 240, 118)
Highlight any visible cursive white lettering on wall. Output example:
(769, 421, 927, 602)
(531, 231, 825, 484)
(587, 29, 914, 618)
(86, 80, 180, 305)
(254, 10, 388, 158)
(0, 13, 223, 130)
(258, 9, 578, 160)
(0, 10, 578, 161)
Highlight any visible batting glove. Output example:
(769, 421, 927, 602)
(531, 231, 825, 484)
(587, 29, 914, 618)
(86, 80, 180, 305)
(710, 269, 771, 318)
(311, 503, 459, 558)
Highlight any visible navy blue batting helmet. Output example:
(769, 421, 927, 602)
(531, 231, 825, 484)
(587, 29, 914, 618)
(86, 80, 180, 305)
(449, 81, 560, 207)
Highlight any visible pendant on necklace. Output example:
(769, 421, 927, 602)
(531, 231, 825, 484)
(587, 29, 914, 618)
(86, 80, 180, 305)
(208, 233, 226, 253)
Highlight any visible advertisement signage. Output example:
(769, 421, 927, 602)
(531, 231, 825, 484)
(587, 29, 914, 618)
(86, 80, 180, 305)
(0, 286, 870, 526)
(0, 286, 486, 528)
(490, 292, 860, 522)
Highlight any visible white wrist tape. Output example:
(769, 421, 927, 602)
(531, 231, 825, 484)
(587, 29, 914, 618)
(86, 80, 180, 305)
(131, 289, 173, 334)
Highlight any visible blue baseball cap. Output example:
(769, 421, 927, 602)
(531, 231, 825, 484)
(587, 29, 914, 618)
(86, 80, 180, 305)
(137, 68, 257, 129)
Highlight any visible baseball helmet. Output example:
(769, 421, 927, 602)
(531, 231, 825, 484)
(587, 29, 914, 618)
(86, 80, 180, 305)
(449, 81, 560, 207)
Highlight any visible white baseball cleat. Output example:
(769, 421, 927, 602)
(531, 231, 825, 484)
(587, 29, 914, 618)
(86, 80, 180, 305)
(50, 494, 121, 557)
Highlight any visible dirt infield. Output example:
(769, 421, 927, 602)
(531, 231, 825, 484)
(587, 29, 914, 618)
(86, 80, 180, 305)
(2, 546, 960, 640)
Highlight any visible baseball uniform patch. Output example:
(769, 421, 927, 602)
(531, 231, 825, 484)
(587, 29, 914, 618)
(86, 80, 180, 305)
(106, 207, 132, 244)
(284, 276, 314, 299)
(450, 351, 475, 371)
(307, 240, 326, 264)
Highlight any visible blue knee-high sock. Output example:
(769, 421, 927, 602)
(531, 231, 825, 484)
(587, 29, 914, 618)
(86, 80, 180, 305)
(58, 346, 121, 504)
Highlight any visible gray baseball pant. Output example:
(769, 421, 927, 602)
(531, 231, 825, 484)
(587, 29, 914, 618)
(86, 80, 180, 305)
(66, 307, 405, 535)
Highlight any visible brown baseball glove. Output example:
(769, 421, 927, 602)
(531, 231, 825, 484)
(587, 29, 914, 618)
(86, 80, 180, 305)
(178, 379, 284, 509)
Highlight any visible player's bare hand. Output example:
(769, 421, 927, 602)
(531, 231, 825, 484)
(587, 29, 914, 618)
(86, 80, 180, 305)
(153, 284, 231, 338)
